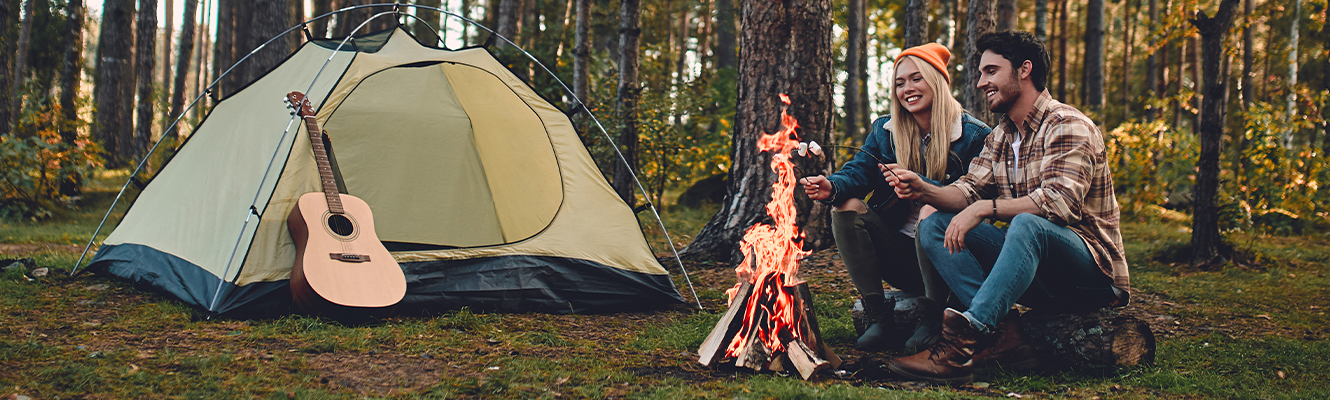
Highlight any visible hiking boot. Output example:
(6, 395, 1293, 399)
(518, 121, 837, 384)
(973, 318, 1043, 370)
(887, 308, 992, 385)
(903, 297, 943, 353)
(854, 294, 896, 351)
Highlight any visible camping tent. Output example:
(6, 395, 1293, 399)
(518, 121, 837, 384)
(87, 27, 686, 316)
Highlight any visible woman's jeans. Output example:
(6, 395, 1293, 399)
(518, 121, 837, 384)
(918, 212, 1115, 332)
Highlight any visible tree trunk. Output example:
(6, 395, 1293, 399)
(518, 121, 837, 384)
(996, 0, 1016, 31)
(680, 0, 835, 262)
(56, 0, 86, 196)
(1282, 0, 1303, 148)
(163, 0, 174, 91)
(12, 0, 36, 117)
(1120, 0, 1136, 124)
(1172, 40, 1183, 128)
(714, 0, 737, 72)
(94, 0, 136, 168)
(414, 0, 443, 44)
(170, 0, 202, 139)
(963, 0, 996, 124)
(213, 0, 233, 100)
(1240, 0, 1252, 112)
(0, 1, 11, 132)
(312, 0, 333, 37)
(903, 0, 930, 48)
(1144, 0, 1157, 121)
(573, 0, 590, 108)
(134, 0, 159, 162)
(611, 0, 642, 207)
(246, 0, 296, 89)
(193, 0, 212, 122)
(1034, 0, 1048, 44)
(1057, 0, 1067, 101)
(497, 0, 520, 48)
(845, 0, 863, 143)
(1083, 0, 1105, 111)
(1189, 35, 1201, 134)
(1190, 0, 1240, 267)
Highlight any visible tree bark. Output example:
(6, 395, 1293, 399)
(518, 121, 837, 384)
(1145, 0, 1158, 121)
(213, 0, 233, 100)
(1120, 0, 1136, 123)
(12, 0, 36, 117)
(996, 0, 1016, 31)
(611, 0, 642, 206)
(845, 0, 864, 143)
(1034, 0, 1048, 44)
(1285, 0, 1301, 149)
(1189, 35, 1201, 135)
(163, 0, 175, 90)
(169, 0, 202, 139)
(94, 0, 136, 168)
(1189, 0, 1240, 267)
(937, 0, 956, 47)
(497, 0, 520, 48)
(134, 0, 159, 162)
(963, 0, 996, 124)
(246, 0, 296, 89)
(56, 0, 86, 196)
(0, 1, 10, 132)
(1240, 0, 1252, 112)
(413, 0, 443, 44)
(680, 0, 835, 262)
(903, 0, 930, 48)
(573, 0, 590, 108)
(1083, 0, 1105, 111)
(1057, 0, 1067, 101)
(714, 0, 737, 72)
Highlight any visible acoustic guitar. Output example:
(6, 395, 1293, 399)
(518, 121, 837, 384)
(284, 91, 406, 312)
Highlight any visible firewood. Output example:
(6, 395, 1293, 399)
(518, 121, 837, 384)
(697, 281, 754, 366)
(735, 329, 771, 370)
(793, 282, 841, 368)
(784, 339, 830, 380)
(767, 353, 788, 372)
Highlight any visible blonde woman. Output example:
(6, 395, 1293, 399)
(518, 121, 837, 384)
(800, 43, 991, 351)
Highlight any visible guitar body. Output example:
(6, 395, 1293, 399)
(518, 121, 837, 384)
(288, 192, 406, 310)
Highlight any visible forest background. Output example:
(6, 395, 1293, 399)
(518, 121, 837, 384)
(0, 0, 1323, 261)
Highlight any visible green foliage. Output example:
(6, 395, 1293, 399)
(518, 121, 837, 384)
(0, 101, 102, 221)
(1106, 119, 1196, 215)
(1229, 100, 1330, 234)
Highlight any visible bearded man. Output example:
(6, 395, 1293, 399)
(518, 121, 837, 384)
(878, 30, 1131, 384)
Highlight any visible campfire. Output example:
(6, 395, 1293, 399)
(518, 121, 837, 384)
(697, 94, 840, 380)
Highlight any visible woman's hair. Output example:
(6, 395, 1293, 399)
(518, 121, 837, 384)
(890, 55, 963, 182)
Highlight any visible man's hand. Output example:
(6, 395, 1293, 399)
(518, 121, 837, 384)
(800, 175, 833, 201)
(881, 164, 924, 200)
(944, 202, 987, 254)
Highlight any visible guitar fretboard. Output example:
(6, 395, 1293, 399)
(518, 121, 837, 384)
(302, 115, 345, 215)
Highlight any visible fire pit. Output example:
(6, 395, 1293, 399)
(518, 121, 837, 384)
(697, 95, 840, 380)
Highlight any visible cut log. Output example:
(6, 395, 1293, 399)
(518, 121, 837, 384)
(793, 282, 841, 368)
(850, 291, 1156, 367)
(1020, 310, 1156, 367)
(785, 339, 831, 380)
(698, 280, 753, 366)
(735, 327, 771, 370)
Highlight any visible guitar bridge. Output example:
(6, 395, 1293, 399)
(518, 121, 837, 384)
(329, 253, 372, 262)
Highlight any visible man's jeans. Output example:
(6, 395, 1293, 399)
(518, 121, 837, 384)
(918, 212, 1116, 332)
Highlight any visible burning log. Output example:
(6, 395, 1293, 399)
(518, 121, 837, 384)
(696, 94, 839, 380)
(851, 291, 1155, 367)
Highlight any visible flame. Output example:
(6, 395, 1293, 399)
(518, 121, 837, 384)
(723, 94, 813, 357)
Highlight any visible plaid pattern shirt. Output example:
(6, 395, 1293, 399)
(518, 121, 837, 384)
(951, 90, 1130, 288)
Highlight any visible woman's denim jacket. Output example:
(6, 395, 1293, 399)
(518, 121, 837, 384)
(824, 112, 992, 226)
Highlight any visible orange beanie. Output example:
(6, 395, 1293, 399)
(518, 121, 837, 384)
(896, 43, 952, 83)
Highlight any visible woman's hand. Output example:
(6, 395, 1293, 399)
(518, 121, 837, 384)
(800, 175, 833, 201)
(881, 164, 923, 200)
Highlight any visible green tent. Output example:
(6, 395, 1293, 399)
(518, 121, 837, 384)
(89, 27, 686, 315)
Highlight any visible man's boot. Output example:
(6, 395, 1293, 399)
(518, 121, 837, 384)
(855, 294, 896, 351)
(903, 297, 943, 352)
(887, 308, 992, 385)
(972, 318, 1043, 370)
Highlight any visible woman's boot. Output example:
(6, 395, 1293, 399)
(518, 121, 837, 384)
(855, 294, 896, 351)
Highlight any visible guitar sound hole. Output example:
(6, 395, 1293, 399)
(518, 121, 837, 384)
(327, 214, 355, 237)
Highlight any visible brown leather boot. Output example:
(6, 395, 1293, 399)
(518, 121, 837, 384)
(973, 318, 1043, 370)
(887, 308, 991, 385)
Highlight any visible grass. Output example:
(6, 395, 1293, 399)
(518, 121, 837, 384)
(3, 188, 1330, 398)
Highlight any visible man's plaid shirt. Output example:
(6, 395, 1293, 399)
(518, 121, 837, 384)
(951, 90, 1130, 288)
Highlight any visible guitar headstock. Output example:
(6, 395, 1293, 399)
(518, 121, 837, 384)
(285, 91, 315, 118)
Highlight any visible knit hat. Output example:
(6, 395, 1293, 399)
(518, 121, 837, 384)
(896, 43, 952, 83)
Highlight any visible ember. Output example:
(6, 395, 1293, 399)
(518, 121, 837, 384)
(697, 94, 840, 380)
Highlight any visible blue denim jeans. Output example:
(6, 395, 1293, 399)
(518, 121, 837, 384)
(918, 212, 1115, 332)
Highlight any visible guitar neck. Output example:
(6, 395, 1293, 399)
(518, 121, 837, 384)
(302, 115, 345, 214)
